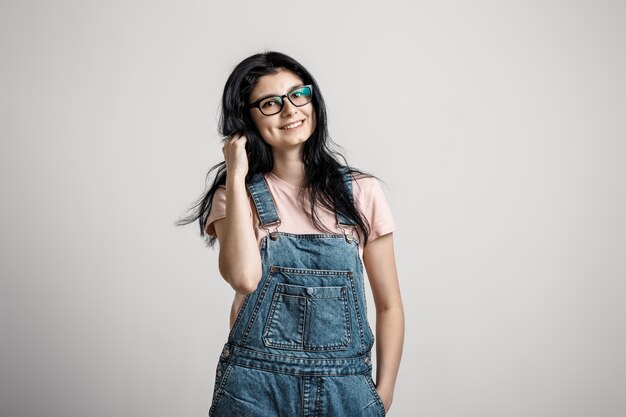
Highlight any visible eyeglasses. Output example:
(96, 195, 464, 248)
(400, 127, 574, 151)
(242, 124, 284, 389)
(248, 85, 313, 116)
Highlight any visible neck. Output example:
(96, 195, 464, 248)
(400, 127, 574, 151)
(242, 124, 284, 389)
(271, 148, 306, 188)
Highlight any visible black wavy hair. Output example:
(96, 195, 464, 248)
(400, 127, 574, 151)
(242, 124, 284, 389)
(176, 50, 379, 247)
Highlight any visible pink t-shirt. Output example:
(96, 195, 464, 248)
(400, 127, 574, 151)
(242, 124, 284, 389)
(205, 171, 397, 261)
(205, 171, 397, 330)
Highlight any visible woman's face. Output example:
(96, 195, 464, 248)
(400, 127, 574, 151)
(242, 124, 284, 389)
(248, 69, 316, 151)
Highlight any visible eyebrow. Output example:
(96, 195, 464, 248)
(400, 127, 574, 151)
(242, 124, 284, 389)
(251, 84, 306, 103)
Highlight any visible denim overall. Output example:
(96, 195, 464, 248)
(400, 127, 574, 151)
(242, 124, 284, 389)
(209, 169, 386, 417)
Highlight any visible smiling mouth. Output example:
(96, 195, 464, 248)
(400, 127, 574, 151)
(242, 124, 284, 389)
(279, 120, 304, 130)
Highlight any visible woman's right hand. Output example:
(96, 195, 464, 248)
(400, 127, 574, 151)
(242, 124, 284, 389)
(222, 133, 249, 178)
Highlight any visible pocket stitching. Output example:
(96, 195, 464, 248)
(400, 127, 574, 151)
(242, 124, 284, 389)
(273, 265, 353, 276)
(363, 374, 386, 416)
(262, 292, 306, 349)
(209, 362, 235, 416)
(262, 284, 351, 351)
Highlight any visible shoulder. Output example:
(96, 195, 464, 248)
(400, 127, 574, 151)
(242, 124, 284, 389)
(351, 172, 377, 186)
(211, 184, 227, 201)
(349, 172, 383, 198)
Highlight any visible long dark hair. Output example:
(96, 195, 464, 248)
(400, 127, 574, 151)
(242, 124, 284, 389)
(176, 51, 379, 247)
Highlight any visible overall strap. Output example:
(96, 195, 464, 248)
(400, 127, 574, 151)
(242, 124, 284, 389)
(335, 167, 357, 227)
(246, 169, 357, 243)
(246, 173, 281, 238)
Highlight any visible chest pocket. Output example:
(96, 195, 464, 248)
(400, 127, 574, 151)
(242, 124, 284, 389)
(262, 282, 351, 351)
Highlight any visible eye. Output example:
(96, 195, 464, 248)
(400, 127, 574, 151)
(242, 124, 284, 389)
(291, 86, 311, 99)
(260, 98, 281, 109)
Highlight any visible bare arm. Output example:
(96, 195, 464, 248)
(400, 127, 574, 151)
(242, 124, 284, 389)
(211, 134, 262, 294)
(363, 232, 404, 414)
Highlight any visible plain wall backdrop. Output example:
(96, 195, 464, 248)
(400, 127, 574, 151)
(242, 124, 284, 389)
(1, 1, 625, 416)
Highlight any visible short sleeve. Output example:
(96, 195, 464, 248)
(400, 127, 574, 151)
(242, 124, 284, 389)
(205, 185, 227, 237)
(353, 176, 397, 243)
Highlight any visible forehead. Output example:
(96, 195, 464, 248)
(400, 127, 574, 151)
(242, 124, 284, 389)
(249, 70, 305, 101)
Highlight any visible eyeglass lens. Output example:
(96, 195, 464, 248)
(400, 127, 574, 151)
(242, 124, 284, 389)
(258, 86, 312, 115)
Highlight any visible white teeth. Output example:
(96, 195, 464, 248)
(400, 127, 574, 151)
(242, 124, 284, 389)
(281, 120, 303, 130)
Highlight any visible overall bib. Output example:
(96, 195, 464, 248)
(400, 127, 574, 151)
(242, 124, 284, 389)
(209, 170, 386, 417)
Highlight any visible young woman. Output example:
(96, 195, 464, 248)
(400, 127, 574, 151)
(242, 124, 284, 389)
(181, 51, 404, 416)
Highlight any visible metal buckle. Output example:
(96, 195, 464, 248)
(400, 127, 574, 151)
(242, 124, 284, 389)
(337, 223, 358, 244)
(260, 219, 281, 240)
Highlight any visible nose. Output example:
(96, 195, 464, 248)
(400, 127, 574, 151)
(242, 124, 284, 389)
(280, 98, 298, 116)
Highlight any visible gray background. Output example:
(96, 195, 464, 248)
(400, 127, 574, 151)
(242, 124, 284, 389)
(1, 1, 625, 416)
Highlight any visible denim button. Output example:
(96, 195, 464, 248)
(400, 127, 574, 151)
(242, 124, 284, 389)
(306, 287, 314, 295)
(222, 348, 230, 357)
(217, 370, 222, 377)
(364, 356, 370, 364)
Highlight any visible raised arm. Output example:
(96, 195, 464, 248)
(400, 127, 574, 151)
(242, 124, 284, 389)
(212, 134, 262, 294)
(363, 232, 404, 414)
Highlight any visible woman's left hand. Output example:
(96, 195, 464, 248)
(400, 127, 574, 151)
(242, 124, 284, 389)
(376, 386, 393, 414)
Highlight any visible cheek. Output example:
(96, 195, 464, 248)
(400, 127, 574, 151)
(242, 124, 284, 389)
(309, 110, 317, 131)
(261, 120, 277, 135)
(252, 117, 277, 142)
(250, 113, 271, 133)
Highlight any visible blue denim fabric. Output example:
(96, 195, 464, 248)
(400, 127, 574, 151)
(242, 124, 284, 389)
(209, 169, 386, 416)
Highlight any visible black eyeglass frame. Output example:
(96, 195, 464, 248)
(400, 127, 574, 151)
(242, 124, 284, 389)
(247, 84, 314, 116)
